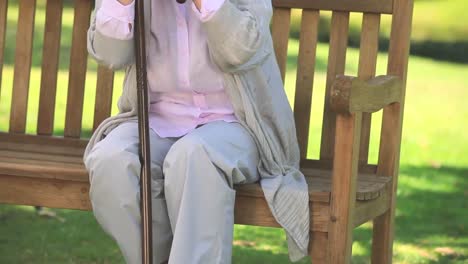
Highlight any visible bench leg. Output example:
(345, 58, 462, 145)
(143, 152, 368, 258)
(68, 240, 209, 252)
(308, 231, 328, 263)
(371, 208, 395, 263)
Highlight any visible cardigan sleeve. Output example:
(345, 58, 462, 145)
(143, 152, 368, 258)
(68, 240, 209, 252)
(201, 0, 273, 73)
(87, 0, 135, 70)
(191, 0, 226, 22)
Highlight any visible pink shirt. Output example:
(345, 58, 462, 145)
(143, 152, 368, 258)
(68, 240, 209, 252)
(95, 0, 238, 138)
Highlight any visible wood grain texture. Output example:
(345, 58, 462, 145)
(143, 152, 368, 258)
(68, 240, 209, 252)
(293, 9, 319, 159)
(0, 150, 84, 164)
(328, 112, 362, 264)
(93, 66, 114, 131)
(9, 0, 36, 133)
(271, 7, 291, 83)
(0, 174, 331, 232)
(301, 167, 390, 201)
(0, 0, 8, 96)
(0, 145, 390, 200)
(330, 75, 402, 114)
(372, 0, 415, 263)
(64, 0, 91, 138)
(320, 11, 349, 162)
(272, 0, 393, 14)
(301, 159, 378, 174)
(0, 175, 92, 210)
(0, 159, 86, 182)
(234, 196, 330, 232)
(0, 132, 88, 156)
(37, 0, 63, 135)
(354, 185, 390, 228)
(358, 13, 380, 165)
(308, 231, 329, 263)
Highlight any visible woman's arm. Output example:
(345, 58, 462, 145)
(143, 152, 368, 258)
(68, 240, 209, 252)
(200, 0, 273, 73)
(87, 0, 135, 70)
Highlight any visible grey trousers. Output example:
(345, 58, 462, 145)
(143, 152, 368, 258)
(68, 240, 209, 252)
(84, 120, 260, 264)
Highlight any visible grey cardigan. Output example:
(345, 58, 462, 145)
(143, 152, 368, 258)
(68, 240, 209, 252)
(84, 0, 310, 261)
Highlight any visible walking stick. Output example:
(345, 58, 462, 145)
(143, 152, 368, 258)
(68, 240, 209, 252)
(134, 1, 152, 263)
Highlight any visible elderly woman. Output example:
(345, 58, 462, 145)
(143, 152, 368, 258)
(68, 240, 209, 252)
(83, 0, 310, 263)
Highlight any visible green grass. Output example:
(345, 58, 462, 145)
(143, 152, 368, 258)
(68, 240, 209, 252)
(1, 0, 467, 263)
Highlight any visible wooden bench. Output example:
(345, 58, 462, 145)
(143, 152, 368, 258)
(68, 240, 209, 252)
(0, 0, 414, 263)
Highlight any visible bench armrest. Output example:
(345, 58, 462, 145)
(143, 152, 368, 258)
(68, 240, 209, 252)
(330, 75, 402, 114)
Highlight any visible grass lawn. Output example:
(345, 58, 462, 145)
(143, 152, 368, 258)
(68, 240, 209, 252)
(0, 0, 467, 263)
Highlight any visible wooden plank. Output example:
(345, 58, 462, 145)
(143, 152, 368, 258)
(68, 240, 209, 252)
(293, 9, 319, 159)
(0, 0, 8, 96)
(0, 174, 331, 232)
(37, 0, 63, 135)
(64, 0, 91, 138)
(234, 195, 282, 227)
(271, 7, 291, 82)
(301, 158, 378, 174)
(236, 168, 390, 202)
(272, 0, 393, 14)
(0, 149, 84, 164)
(0, 175, 91, 210)
(302, 167, 390, 201)
(330, 75, 402, 114)
(328, 112, 362, 263)
(0, 132, 88, 156)
(372, 0, 414, 263)
(358, 13, 380, 165)
(235, 178, 330, 202)
(309, 231, 329, 263)
(0, 159, 87, 182)
(9, 0, 36, 133)
(0, 132, 88, 148)
(320, 11, 349, 162)
(93, 65, 114, 131)
(354, 185, 390, 228)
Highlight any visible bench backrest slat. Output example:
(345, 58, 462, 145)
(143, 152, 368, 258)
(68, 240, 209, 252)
(377, 0, 413, 177)
(273, 0, 393, 14)
(293, 9, 319, 160)
(357, 13, 380, 165)
(10, 0, 36, 133)
(271, 7, 291, 82)
(37, 0, 63, 136)
(64, 0, 92, 138)
(319, 11, 350, 162)
(93, 65, 114, 132)
(0, 0, 7, 96)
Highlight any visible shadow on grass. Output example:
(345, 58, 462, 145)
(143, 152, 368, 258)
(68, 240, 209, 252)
(354, 165, 468, 263)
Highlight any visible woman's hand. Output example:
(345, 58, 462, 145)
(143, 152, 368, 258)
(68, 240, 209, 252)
(117, 0, 134, 6)
(193, 0, 202, 11)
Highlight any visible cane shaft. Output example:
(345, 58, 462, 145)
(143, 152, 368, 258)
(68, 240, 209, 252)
(134, 0, 153, 263)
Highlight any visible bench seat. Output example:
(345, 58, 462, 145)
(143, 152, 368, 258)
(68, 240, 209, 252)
(0, 132, 391, 232)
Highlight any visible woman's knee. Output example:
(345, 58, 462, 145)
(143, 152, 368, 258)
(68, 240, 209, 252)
(86, 142, 141, 201)
(162, 134, 235, 193)
(163, 134, 205, 173)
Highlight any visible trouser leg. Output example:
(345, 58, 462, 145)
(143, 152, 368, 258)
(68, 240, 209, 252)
(84, 121, 177, 264)
(163, 120, 260, 264)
